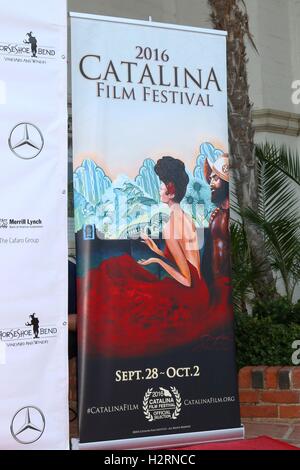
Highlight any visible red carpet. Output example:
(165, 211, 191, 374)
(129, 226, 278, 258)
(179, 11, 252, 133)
(175, 436, 299, 450)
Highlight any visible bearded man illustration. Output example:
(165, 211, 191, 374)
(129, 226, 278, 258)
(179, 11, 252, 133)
(204, 154, 231, 304)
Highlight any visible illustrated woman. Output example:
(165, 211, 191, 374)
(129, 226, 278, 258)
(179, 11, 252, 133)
(81, 156, 218, 358)
(138, 156, 201, 287)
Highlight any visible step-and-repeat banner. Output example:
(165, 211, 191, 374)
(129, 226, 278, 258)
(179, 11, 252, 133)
(71, 14, 242, 449)
(0, 0, 69, 449)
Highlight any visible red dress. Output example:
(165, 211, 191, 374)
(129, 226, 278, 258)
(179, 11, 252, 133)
(78, 247, 231, 358)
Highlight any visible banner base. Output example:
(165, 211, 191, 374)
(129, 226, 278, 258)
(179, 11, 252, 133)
(71, 426, 244, 450)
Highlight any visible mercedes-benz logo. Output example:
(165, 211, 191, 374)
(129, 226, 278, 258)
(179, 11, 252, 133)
(10, 406, 45, 444)
(8, 123, 44, 159)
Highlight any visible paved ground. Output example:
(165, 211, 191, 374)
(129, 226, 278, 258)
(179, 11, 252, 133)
(242, 419, 300, 448)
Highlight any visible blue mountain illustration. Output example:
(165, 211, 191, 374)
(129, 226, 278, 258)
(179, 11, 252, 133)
(135, 158, 160, 202)
(74, 159, 112, 206)
(73, 143, 224, 237)
(194, 142, 224, 181)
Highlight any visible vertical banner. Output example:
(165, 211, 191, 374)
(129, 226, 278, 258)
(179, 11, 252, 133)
(71, 14, 242, 449)
(0, 0, 69, 449)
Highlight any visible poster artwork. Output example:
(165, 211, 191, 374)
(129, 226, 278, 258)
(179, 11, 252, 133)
(71, 14, 241, 447)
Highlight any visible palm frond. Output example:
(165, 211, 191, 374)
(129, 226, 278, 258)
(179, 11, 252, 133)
(255, 144, 299, 223)
(257, 143, 300, 187)
(230, 221, 264, 312)
(243, 207, 300, 300)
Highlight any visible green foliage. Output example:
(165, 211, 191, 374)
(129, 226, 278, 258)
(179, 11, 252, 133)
(234, 312, 300, 369)
(230, 222, 262, 312)
(256, 143, 300, 188)
(232, 143, 300, 303)
(255, 144, 300, 221)
(232, 143, 300, 367)
(253, 297, 300, 324)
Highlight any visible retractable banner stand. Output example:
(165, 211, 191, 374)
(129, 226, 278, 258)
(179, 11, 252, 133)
(0, 0, 69, 449)
(71, 14, 243, 450)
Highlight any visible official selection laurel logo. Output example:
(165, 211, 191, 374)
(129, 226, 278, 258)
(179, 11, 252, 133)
(8, 123, 44, 159)
(10, 406, 45, 444)
(143, 387, 181, 422)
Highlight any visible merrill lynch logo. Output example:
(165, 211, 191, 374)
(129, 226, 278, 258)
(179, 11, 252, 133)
(0, 32, 55, 59)
(0, 218, 43, 228)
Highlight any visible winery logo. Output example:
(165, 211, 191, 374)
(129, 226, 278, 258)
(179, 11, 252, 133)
(0, 313, 57, 346)
(23, 32, 37, 58)
(25, 313, 39, 339)
(0, 31, 56, 63)
(8, 123, 44, 159)
(143, 387, 181, 422)
(10, 406, 45, 444)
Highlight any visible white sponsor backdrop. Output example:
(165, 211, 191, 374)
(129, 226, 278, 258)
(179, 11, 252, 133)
(0, 0, 69, 449)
